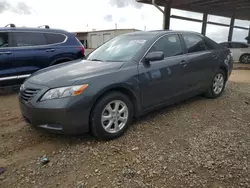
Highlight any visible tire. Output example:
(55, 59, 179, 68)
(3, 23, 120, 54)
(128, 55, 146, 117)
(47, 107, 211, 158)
(205, 70, 226, 99)
(240, 54, 250, 64)
(90, 92, 133, 140)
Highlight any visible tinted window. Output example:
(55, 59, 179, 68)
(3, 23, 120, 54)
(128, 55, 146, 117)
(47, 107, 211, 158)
(231, 43, 243, 49)
(240, 44, 249, 48)
(149, 34, 183, 58)
(45, 33, 66, 44)
(204, 37, 220, 50)
(183, 34, 207, 53)
(13, 32, 46, 47)
(0, 32, 9, 48)
(220, 42, 230, 48)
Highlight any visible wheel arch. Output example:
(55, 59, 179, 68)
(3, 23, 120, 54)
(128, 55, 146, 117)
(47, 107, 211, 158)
(219, 66, 228, 81)
(90, 85, 141, 119)
(239, 53, 250, 62)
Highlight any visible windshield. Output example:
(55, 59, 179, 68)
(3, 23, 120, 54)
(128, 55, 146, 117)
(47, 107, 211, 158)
(87, 35, 149, 62)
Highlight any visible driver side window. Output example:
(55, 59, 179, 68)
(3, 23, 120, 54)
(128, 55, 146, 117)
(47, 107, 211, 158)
(148, 34, 183, 58)
(0, 32, 9, 48)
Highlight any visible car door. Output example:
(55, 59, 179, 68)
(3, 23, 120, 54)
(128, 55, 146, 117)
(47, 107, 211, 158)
(229, 42, 242, 62)
(181, 33, 218, 92)
(138, 34, 189, 109)
(44, 32, 68, 63)
(9, 31, 50, 77)
(0, 32, 15, 82)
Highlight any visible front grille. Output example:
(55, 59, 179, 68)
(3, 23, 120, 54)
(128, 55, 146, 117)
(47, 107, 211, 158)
(21, 88, 40, 101)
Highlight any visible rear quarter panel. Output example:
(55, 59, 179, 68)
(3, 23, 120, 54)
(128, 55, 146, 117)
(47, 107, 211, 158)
(218, 48, 233, 79)
(48, 34, 84, 64)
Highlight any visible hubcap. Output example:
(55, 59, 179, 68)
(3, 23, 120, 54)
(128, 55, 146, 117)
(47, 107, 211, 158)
(101, 100, 128, 134)
(242, 55, 250, 64)
(213, 73, 224, 95)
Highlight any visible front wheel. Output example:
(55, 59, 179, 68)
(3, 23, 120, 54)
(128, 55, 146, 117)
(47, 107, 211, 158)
(90, 92, 133, 140)
(205, 70, 226, 99)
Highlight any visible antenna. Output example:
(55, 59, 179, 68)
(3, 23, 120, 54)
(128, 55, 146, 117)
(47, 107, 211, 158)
(38, 25, 50, 29)
(5, 24, 16, 28)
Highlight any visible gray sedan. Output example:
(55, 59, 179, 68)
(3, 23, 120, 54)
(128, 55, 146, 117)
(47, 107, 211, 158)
(19, 30, 233, 140)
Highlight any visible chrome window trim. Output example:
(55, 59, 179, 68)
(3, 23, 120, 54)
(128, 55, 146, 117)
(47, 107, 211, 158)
(0, 74, 31, 81)
(0, 30, 68, 49)
(139, 32, 184, 64)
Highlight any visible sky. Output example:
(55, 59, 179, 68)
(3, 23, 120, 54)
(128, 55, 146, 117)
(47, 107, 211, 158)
(0, 0, 249, 43)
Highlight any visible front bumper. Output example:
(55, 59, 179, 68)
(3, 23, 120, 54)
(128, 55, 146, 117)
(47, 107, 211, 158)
(19, 82, 91, 135)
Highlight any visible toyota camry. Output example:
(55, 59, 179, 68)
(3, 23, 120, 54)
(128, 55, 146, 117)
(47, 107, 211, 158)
(19, 30, 233, 140)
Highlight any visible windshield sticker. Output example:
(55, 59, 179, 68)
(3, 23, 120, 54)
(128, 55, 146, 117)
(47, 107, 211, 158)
(129, 40, 146, 44)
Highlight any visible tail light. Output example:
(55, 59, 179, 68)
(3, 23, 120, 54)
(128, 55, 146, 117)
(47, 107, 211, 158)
(79, 47, 85, 56)
(224, 53, 232, 64)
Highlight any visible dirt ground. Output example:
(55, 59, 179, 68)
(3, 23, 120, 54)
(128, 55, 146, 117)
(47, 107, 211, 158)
(0, 70, 250, 188)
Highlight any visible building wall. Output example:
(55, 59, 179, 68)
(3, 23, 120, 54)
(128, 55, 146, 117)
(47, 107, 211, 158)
(76, 29, 139, 49)
(76, 33, 88, 48)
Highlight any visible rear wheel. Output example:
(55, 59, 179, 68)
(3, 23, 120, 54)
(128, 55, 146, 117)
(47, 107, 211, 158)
(205, 70, 226, 99)
(90, 92, 133, 140)
(240, 54, 250, 64)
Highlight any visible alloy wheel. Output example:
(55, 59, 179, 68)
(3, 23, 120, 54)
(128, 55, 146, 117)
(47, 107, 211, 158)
(241, 55, 250, 64)
(213, 73, 224, 95)
(101, 100, 129, 134)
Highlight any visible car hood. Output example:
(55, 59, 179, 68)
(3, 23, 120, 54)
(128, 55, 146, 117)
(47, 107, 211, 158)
(27, 59, 124, 87)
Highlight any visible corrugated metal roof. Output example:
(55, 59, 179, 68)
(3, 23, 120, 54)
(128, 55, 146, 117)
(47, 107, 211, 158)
(137, 0, 250, 20)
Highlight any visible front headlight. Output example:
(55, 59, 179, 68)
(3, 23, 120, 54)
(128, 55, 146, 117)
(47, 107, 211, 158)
(40, 84, 88, 101)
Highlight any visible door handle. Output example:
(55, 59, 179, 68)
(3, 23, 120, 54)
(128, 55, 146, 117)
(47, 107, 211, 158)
(180, 60, 187, 67)
(45, 49, 55, 52)
(212, 53, 218, 59)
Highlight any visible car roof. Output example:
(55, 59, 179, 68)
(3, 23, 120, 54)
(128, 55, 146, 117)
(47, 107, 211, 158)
(220, 41, 249, 45)
(123, 30, 204, 38)
(0, 27, 70, 34)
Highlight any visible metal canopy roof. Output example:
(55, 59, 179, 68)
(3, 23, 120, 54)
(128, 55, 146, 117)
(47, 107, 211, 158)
(137, 0, 250, 20)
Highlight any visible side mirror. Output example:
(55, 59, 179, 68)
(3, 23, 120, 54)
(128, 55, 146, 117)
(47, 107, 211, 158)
(144, 51, 164, 64)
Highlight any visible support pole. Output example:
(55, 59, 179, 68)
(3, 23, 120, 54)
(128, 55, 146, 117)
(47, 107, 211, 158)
(228, 14, 235, 42)
(201, 13, 208, 35)
(163, 1, 171, 30)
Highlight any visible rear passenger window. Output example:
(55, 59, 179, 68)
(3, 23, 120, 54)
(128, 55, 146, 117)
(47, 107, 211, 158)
(183, 34, 207, 53)
(0, 32, 9, 48)
(240, 44, 249, 48)
(149, 34, 183, 58)
(13, 32, 46, 47)
(204, 37, 220, 50)
(230, 43, 242, 48)
(220, 42, 230, 48)
(44, 33, 66, 44)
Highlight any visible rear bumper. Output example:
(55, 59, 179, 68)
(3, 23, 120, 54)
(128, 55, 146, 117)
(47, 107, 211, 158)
(227, 56, 233, 80)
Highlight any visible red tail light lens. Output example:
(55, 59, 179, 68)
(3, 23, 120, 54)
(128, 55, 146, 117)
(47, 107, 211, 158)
(79, 47, 85, 56)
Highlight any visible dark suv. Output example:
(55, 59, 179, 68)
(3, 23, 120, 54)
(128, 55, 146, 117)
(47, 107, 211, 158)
(0, 24, 85, 86)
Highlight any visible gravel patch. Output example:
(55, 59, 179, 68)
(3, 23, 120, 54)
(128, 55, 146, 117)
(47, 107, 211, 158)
(0, 71, 250, 187)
